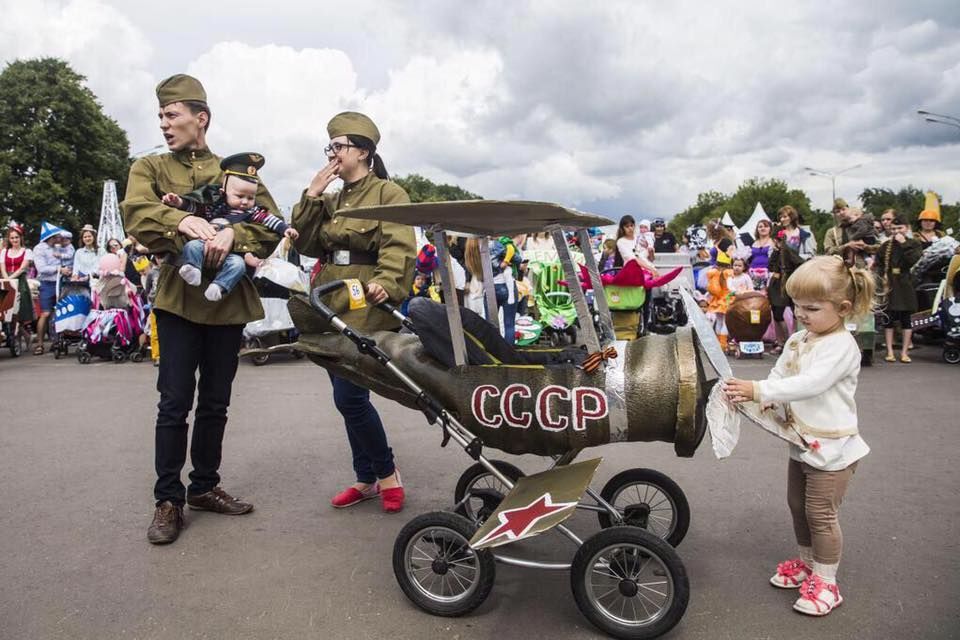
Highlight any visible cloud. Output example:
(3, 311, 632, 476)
(2, 0, 958, 220)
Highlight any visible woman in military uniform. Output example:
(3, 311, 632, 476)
(874, 215, 922, 363)
(292, 112, 416, 513)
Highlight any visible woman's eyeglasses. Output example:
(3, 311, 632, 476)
(324, 142, 358, 155)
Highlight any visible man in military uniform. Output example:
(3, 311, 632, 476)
(122, 74, 280, 544)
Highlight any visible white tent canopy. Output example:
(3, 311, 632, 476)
(738, 202, 771, 240)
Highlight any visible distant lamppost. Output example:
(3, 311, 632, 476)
(917, 110, 960, 132)
(803, 163, 863, 204)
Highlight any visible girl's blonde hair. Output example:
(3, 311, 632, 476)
(464, 237, 484, 282)
(785, 255, 876, 317)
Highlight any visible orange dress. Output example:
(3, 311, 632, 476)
(706, 267, 732, 314)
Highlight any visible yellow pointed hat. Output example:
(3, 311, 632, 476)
(918, 191, 941, 223)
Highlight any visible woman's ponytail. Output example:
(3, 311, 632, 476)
(371, 153, 389, 180)
(348, 134, 389, 179)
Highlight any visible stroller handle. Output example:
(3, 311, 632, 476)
(309, 280, 348, 322)
(308, 280, 410, 328)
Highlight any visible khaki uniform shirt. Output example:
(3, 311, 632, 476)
(292, 173, 416, 333)
(121, 149, 280, 325)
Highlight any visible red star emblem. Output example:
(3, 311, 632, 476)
(474, 493, 577, 548)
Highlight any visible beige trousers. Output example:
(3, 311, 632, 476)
(787, 459, 858, 564)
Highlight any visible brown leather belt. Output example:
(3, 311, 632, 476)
(321, 249, 379, 266)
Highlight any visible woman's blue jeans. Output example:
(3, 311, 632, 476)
(484, 282, 518, 345)
(328, 373, 395, 483)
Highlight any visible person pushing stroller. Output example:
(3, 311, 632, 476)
(162, 153, 298, 301)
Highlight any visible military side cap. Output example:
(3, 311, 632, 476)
(327, 111, 380, 145)
(156, 74, 207, 107)
(220, 152, 265, 182)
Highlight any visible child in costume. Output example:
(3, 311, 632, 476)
(723, 256, 875, 617)
(705, 249, 733, 351)
(401, 244, 439, 315)
(162, 152, 298, 302)
(873, 215, 922, 363)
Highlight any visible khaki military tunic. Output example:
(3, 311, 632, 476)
(121, 148, 280, 325)
(875, 238, 922, 312)
(292, 173, 416, 333)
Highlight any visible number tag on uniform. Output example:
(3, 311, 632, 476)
(892, 268, 901, 275)
(750, 309, 761, 324)
(346, 279, 367, 310)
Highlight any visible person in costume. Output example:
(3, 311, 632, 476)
(32, 222, 72, 354)
(873, 215, 922, 363)
(122, 74, 282, 544)
(292, 111, 416, 513)
(915, 192, 945, 249)
(724, 255, 875, 617)
(401, 244, 439, 315)
(748, 218, 775, 288)
(162, 153, 299, 302)
(768, 226, 806, 353)
(0, 223, 35, 342)
(706, 248, 733, 351)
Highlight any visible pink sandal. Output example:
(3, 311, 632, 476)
(793, 576, 843, 616)
(769, 558, 810, 589)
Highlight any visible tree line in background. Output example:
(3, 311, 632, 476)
(1, 57, 954, 246)
(667, 177, 959, 247)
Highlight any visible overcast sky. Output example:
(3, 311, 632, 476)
(3, 0, 959, 219)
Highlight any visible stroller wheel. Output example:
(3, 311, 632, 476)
(78, 351, 91, 364)
(454, 461, 524, 526)
(10, 334, 23, 358)
(944, 347, 960, 365)
(393, 511, 495, 617)
(53, 344, 61, 359)
(112, 350, 127, 363)
(597, 469, 690, 547)
(571, 527, 689, 640)
(131, 351, 144, 363)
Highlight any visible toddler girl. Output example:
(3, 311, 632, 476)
(723, 255, 875, 616)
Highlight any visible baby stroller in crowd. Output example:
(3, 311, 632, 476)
(77, 254, 146, 364)
(528, 260, 579, 345)
(52, 275, 91, 359)
(936, 255, 960, 364)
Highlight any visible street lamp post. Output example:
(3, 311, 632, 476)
(803, 163, 863, 205)
(917, 110, 960, 132)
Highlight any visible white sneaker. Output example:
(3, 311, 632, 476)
(179, 264, 201, 286)
(793, 576, 843, 616)
(204, 283, 223, 302)
(769, 558, 810, 589)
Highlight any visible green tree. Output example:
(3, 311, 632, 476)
(668, 178, 814, 238)
(0, 58, 130, 242)
(393, 173, 481, 203)
(725, 177, 812, 227)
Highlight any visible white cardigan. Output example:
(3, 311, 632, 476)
(756, 329, 869, 470)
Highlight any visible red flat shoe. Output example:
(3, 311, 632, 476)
(331, 485, 378, 508)
(380, 486, 405, 513)
(379, 469, 405, 513)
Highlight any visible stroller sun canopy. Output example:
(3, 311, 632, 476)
(341, 200, 614, 235)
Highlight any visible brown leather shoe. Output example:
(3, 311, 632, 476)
(147, 501, 184, 545)
(186, 486, 254, 515)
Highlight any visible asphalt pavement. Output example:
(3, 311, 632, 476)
(0, 343, 958, 640)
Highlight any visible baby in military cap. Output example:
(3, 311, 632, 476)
(162, 152, 298, 301)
